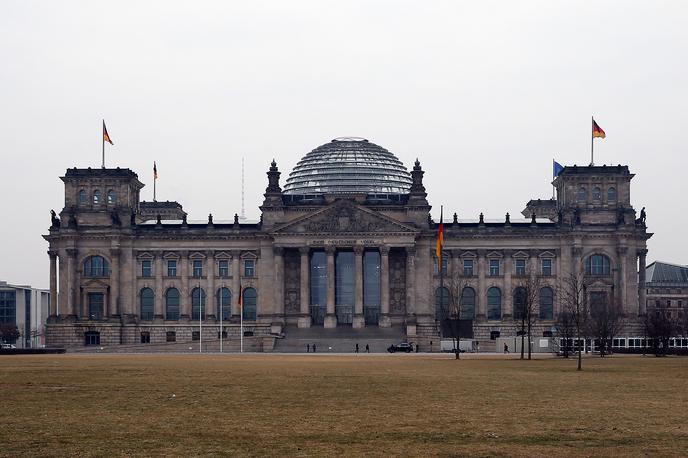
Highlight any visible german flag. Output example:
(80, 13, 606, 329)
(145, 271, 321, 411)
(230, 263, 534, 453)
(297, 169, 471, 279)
(592, 119, 606, 139)
(237, 285, 243, 309)
(435, 206, 444, 273)
(153, 161, 158, 180)
(103, 120, 114, 145)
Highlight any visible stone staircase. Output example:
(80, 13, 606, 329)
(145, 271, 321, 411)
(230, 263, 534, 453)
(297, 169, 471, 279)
(274, 325, 408, 353)
(477, 340, 497, 353)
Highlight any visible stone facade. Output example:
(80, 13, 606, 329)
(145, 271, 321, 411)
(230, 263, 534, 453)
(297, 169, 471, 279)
(43, 146, 651, 348)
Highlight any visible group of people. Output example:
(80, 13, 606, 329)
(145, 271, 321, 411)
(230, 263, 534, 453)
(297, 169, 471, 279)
(304, 343, 371, 353)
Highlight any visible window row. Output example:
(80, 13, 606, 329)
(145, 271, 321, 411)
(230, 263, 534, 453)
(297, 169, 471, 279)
(140, 287, 258, 321)
(434, 286, 555, 321)
(79, 189, 117, 205)
(577, 186, 617, 202)
(139, 259, 255, 278)
(437, 258, 554, 277)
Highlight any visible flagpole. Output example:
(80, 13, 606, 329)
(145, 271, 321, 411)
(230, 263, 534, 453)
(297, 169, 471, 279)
(199, 282, 202, 354)
(102, 119, 105, 169)
(153, 163, 157, 202)
(552, 159, 556, 199)
(590, 116, 594, 166)
(220, 283, 224, 353)
(240, 287, 244, 354)
(439, 205, 444, 344)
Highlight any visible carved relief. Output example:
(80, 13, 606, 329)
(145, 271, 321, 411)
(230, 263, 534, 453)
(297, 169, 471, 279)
(389, 250, 406, 314)
(284, 250, 300, 313)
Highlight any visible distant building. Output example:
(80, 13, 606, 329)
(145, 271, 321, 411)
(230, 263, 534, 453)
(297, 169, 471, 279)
(0, 281, 50, 348)
(43, 138, 651, 348)
(646, 261, 688, 320)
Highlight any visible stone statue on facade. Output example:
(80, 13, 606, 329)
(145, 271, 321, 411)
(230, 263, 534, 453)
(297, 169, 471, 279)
(111, 210, 121, 226)
(50, 209, 61, 229)
(68, 212, 78, 229)
(635, 207, 646, 226)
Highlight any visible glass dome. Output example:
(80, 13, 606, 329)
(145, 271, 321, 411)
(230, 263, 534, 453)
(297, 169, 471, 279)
(283, 137, 412, 195)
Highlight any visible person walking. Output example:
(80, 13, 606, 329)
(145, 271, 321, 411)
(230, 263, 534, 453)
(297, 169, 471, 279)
(307, 344, 310, 353)
(365, 344, 370, 353)
(504, 343, 509, 354)
(355, 343, 359, 353)
(312, 344, 316, 353)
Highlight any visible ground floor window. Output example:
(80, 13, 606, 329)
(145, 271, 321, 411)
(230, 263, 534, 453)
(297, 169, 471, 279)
(140, 331, 151, 343)
(84, 331, 100, 346)
(88, 292, 104, 320)
(166, 331, 176, 342)
(218, 330, 228, 339)
(192, 331, 200, 341)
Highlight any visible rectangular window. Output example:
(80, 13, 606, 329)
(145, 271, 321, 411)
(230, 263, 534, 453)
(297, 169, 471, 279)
(463, 259, 473, 276)
(166, 331, 176, 342)
(192, 331, 200, 341)
(141, 260, 152, 277)
(193, 260, 203, 278)
(140, 331, 150, 343)
(489, 259, 500, 276)
(541, 259, 552, 276)
(244, 259, 255, 277)
(84, 331, 100, 346)
(218, 260, 229, 277)
(88, 292, 104, 320)
(167, 260, 177, 277)
(515, 259, 526, 276)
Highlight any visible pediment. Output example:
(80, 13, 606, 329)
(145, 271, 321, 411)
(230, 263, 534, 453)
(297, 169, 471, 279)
(460, 251, 477, 258)
(487, 251, 503, 258)
(189, 251, 207, 260)
(272, 200, 418, 235)
(513, 250, 530, 259)
(215, 251, 231, 260)
(539, 250, 556, 258)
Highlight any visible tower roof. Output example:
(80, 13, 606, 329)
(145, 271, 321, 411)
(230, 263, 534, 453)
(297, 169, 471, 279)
(283, 138, 412, 195)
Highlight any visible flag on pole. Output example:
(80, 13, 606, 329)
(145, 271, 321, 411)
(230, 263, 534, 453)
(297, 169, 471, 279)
(435, 206, 444, 272)
(153, 161, 158, 180)
(237, 285, 243, 309)
(592, 119, 606, 138)
(103, 121, 114, 145)
(553, 160, 564, 177)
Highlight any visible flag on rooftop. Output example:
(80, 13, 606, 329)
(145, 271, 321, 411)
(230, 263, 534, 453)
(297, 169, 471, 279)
(592, 119, 606, 138)
(553, 160, 564, 177)
(154, 161, 158, 180)
(103, 120, 113, 145)
(435, 206, 444, 272)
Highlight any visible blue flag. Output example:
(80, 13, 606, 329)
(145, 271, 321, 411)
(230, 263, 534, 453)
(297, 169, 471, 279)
(553, 160, 564, 177)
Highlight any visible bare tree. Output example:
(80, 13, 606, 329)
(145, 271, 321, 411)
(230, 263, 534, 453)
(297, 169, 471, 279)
(514, 272, 541, 360)
(587, 290, 625, 357)
(438, 275, 469, 360)
(644, 308, 678, 356)
(555, 309, 575, 358)
(559, 272, 590, 371)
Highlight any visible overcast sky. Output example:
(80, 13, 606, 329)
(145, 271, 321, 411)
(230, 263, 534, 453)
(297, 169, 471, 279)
(1, 0, 686, 289)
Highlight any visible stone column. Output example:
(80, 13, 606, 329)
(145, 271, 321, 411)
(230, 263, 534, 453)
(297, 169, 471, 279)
(273, 247, 284, 319)
(379, 246, 391, 327)
(476, 250, 486, 320)
(206, 251, 216, 320)
(638, 249, 647, 315)
(48, 250, 58, 318)
(231, 250, 241, 318)
(502, 250, 513, 320)
(617, 246, 628, 314)
(66, 248, 78, 318)
(572, 245, 583, 275)
(180, 251, 190, 320)
(405, 248, 416, 316)
(154, 251, 164, 319)
(109, 247, 120, 319)
(353, 245, 365, 328)
(298, 247, 311, 328)
(324, 246, 337, 328)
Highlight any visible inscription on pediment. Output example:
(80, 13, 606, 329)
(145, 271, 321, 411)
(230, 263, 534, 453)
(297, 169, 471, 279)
(278, 203, 414, 234)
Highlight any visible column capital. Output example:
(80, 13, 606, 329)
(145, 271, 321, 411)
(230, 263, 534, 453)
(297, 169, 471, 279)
(503, 249, 513, 258)
(110, 247, 121, 257)
(637, 248, 648, 257)
(616, 246, 628, 255)
(477, 249, 487, 258)
(273, 246, 284, 256)
(206, 250, 216, 258)
(231, 249, 242, 258)
(299, 246, 310, 255)
(179, 250, 189, 258)
(325, 245, 336, 255)
(353, 245, 364, 255)
(66, 248, 78, 258)
(47, 250, 58, 259)
(380, 246, 390, 256)
(405, 246, 416, 257)
(572, 246, 583, 256)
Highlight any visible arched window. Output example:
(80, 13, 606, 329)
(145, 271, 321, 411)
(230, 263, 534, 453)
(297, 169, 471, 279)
(140, 288, 154, 320)
(191, 287, 206, 320)
(460, 287, 476, 319)
(242, 287, 257, 320)
(513, 287, 527, 320)
(607, 187, 617, 201)
(165, 288, 180, 321)
(577, 187, 587, 202)
(592, 187, 601, 200)
(585, 254, 611, 276)
(93, 190, 101, 204)
(107, 190, 117, 204)
(435, 287, 450, 321)
(79, 189, 87, 204)
(539, 287, 554, 320)
(487, 287, 501, 320)
(84, 255, 109, 277)
(217, 287, 231, 320)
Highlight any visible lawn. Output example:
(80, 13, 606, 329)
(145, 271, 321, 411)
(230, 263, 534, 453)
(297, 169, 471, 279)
(1, 354, 686, 457)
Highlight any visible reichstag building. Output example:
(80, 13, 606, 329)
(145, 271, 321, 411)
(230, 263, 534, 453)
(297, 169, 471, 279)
(43, 137, 651, 348)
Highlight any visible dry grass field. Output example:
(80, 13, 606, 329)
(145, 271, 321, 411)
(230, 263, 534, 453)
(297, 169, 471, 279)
(1, 354, 687, 457)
